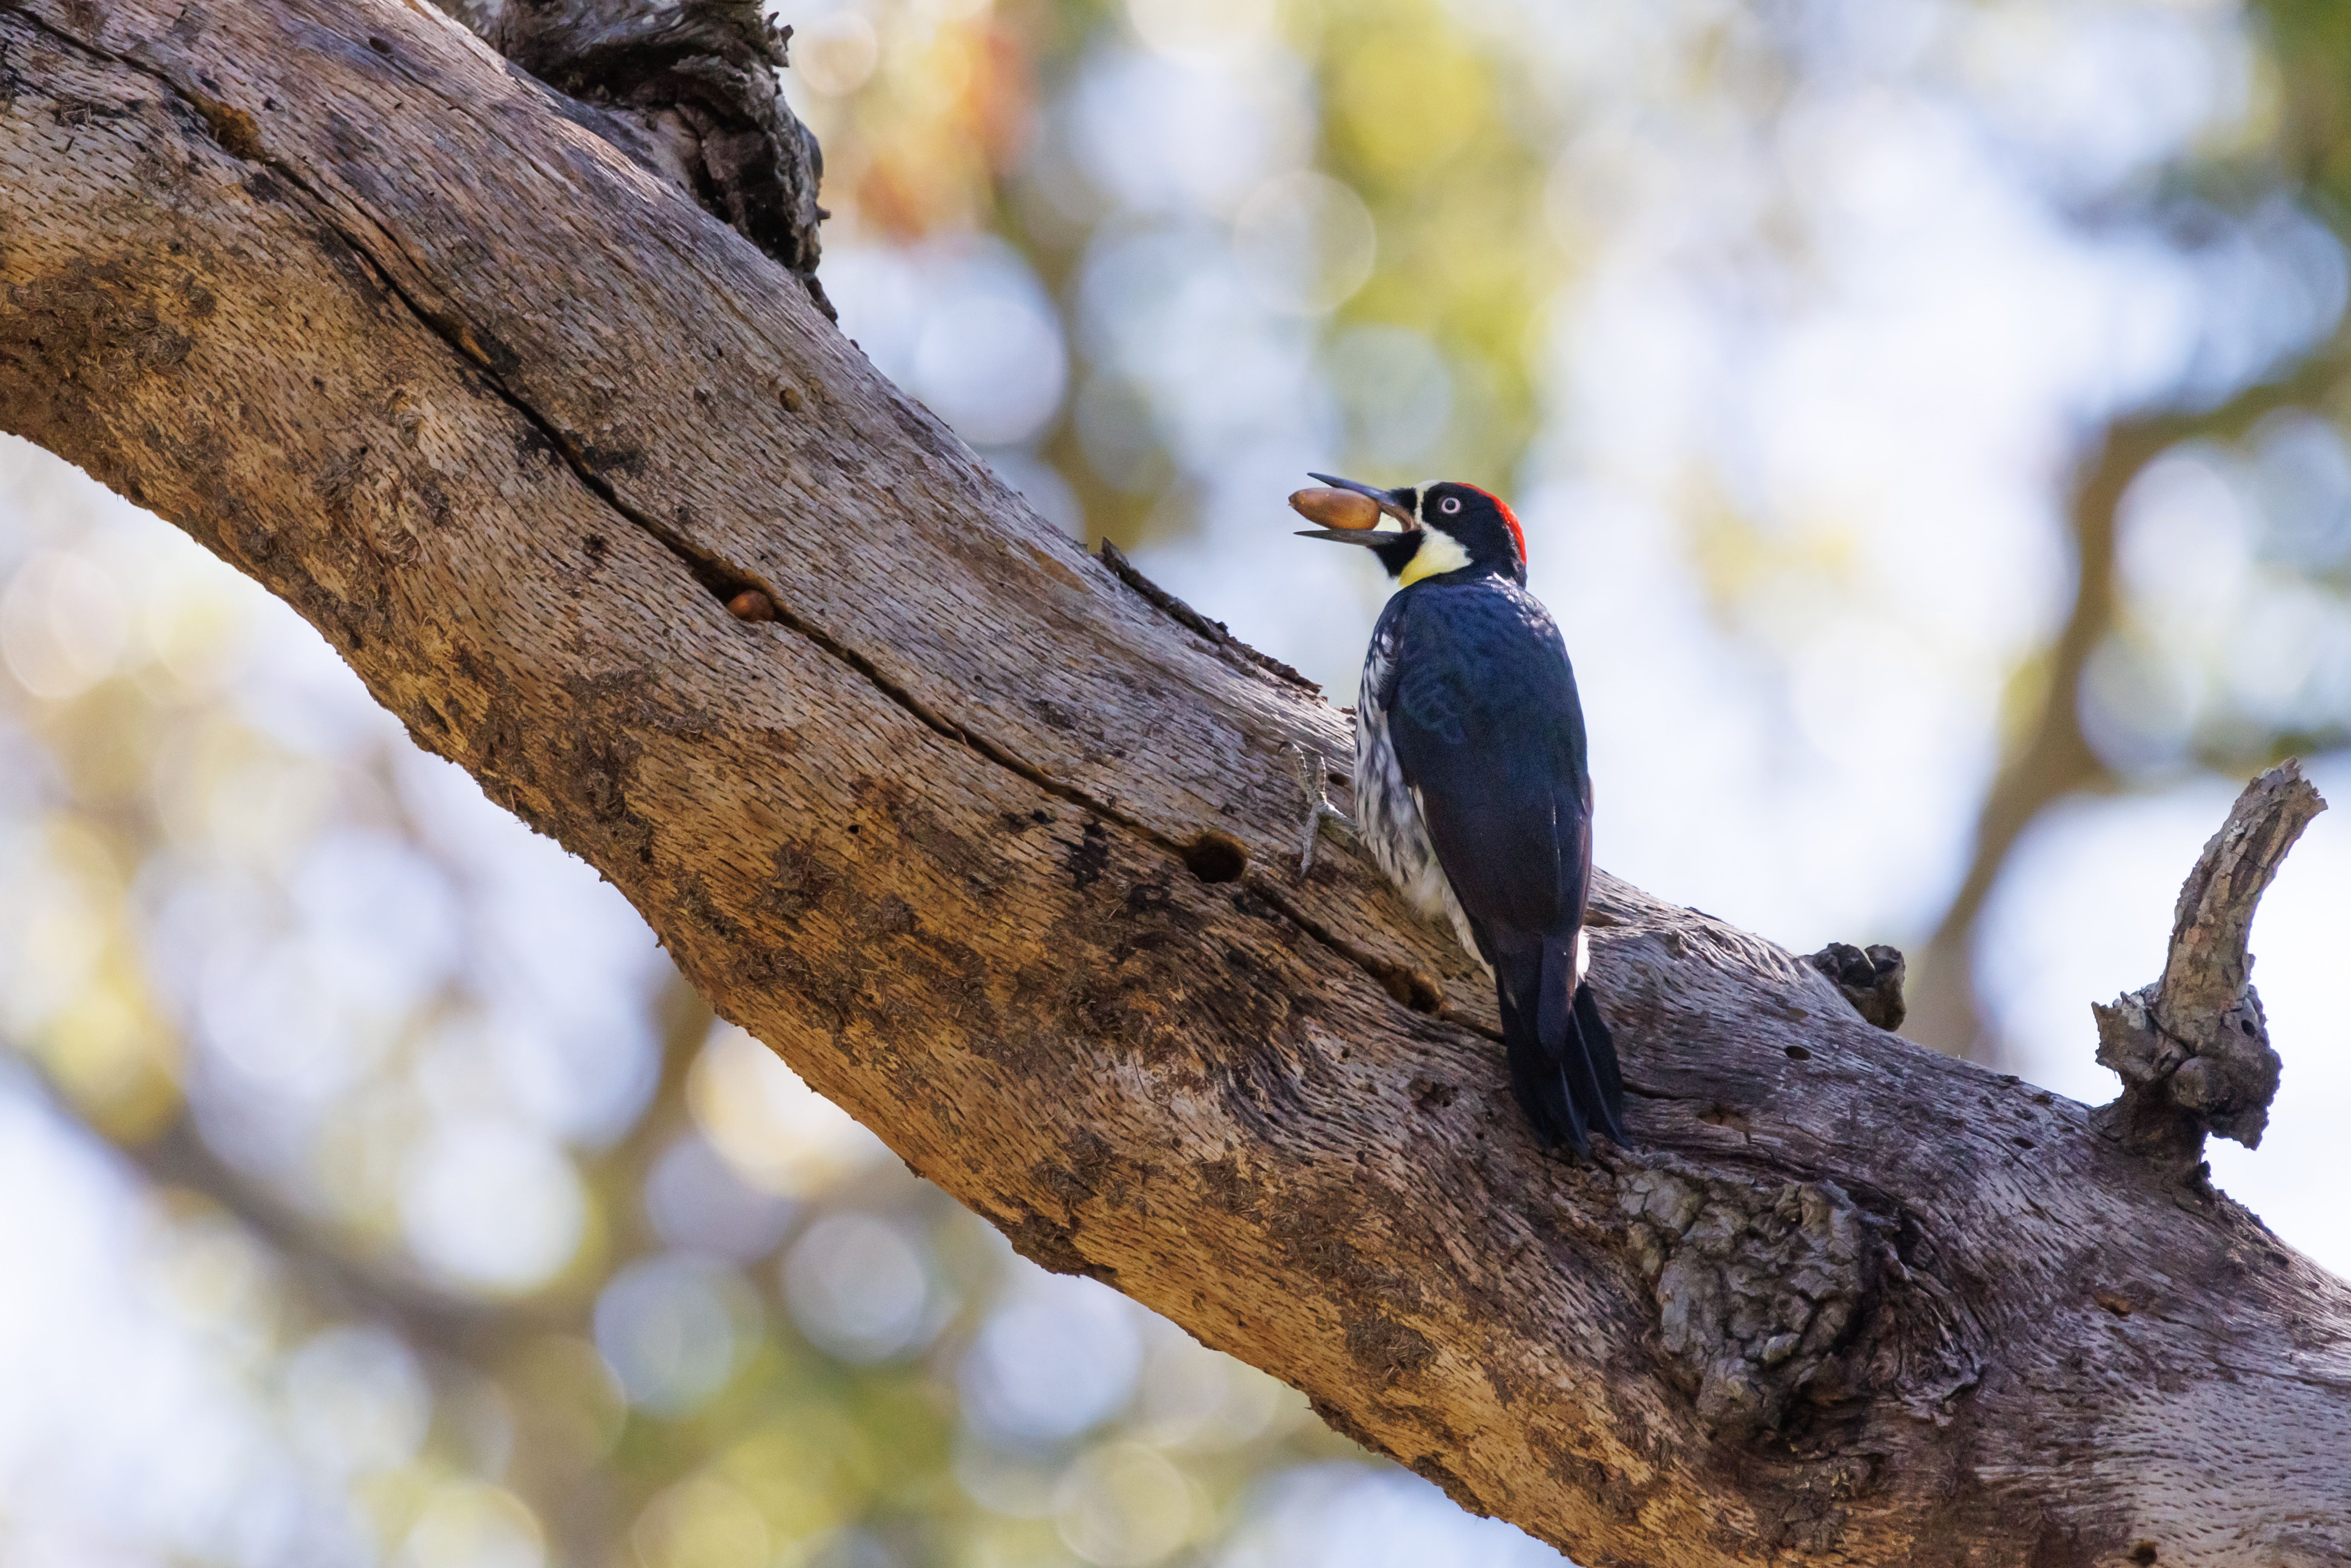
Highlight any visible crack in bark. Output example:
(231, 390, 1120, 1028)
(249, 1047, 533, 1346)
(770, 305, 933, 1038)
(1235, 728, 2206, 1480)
(26, 8, 1466, 1041)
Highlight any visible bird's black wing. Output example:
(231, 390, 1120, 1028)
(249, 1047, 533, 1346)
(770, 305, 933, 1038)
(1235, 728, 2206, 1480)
(1380, 578, 1623, 1150)
(1379, 580, 1591, 935)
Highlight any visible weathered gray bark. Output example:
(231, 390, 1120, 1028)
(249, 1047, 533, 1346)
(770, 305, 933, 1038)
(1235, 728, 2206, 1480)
(2093, 763, 2325, 1175)
(3, 2, 2348, 1563)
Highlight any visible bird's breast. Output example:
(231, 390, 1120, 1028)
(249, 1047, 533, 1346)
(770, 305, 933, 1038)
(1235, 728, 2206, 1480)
(1355, 630, 1485, 967)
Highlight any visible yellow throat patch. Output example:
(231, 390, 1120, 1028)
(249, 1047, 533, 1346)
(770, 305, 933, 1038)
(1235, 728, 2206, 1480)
(1397, 528, 1472, 588)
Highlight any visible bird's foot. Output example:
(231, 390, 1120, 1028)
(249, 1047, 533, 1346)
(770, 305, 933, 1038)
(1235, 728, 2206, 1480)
(1286, 745, 1354, 874)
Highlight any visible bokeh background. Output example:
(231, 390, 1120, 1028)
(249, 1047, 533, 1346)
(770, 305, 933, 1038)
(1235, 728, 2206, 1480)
(4, 0, 2350, 1562)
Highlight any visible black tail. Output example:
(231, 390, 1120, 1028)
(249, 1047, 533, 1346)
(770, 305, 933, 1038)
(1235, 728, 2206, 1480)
(1494, 937, 1629, 1154)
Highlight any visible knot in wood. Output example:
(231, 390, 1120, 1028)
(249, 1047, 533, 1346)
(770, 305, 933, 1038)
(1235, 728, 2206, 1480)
(1803, 941, 1906, 1031)
(1621, 1170, 1872, 1441)
(2092, 982, 2281, 1158)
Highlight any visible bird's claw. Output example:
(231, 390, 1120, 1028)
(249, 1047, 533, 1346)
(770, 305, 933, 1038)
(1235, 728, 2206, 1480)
(1287, 745, 1354, 874)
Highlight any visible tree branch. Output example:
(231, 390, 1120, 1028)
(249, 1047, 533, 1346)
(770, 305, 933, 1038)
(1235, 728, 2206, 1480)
(6, 3, 2351, 1563)
(2092, 761, 2326, 1172)
(1802, 942, 1907, 1032)
(488, 0, 830, 312)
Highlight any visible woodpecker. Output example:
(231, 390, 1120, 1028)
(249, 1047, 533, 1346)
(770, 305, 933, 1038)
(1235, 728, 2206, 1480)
(1292, 473, 1628, 1155)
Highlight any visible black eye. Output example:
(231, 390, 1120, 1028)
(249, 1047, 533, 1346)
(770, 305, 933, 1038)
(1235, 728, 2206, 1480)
(1440, 496, 1462, 514)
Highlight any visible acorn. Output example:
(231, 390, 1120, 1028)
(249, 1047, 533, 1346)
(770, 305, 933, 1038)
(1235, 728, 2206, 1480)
(1288, 486, 1382, 531)
(727, 588, 778, 622)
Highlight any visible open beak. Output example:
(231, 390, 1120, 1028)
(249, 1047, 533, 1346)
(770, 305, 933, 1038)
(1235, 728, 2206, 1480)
(1290, 473, 1418, 545)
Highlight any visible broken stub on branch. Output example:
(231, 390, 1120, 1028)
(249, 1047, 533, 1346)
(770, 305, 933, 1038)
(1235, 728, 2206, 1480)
(2091, 759, 2327, 1177)
(1804, 941, 1907, 1031)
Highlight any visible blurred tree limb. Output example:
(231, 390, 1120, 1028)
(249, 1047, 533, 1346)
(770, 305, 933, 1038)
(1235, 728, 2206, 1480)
(1908, 343, 2351, 1065)
(1904, 0, 2351, 1074)
(32, 969, 713, 1565)
(5, 3, 2350, 1565)
(24, 861, 712, 1367)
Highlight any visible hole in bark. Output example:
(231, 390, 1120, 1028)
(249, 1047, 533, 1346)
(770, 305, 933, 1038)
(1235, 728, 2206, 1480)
(663, 536, 778, 624)
(1381, 967, 1443, 1014)
(1182, 831, 1248, 884)
(2130, 1543, 2157, 1565)
(368, 35, 393, 53)
(1784, 1045, 1811, 1061)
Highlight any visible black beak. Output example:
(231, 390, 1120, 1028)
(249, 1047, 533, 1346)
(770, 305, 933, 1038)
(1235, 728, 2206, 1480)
(1295, 473, 1419, 546)
(1293, 528, 1396, 546)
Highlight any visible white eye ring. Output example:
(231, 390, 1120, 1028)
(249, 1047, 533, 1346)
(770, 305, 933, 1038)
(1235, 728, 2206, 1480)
(1440, 496, 1462, 514)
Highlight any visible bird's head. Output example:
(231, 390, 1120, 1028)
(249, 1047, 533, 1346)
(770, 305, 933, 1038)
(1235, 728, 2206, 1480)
(1288, 473, 1528, 588)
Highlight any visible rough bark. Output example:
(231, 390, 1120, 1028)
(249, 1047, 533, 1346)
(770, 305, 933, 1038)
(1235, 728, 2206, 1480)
(3, 3, 2349, 1564)
(1802, 942, 1907, 1033)
(2091, 763, 2325, 1175)
(483, 0, 831, 314)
